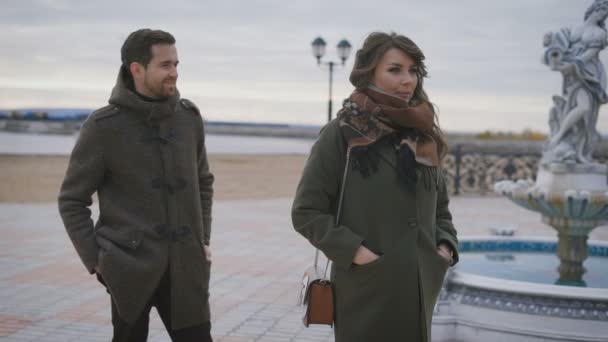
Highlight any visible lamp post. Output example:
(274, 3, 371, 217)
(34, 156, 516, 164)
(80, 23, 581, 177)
(311, 37, 352, 122)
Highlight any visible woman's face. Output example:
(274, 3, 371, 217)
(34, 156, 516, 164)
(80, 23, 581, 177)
(590, 6, 608, 22)
(371, 47, 418, 102)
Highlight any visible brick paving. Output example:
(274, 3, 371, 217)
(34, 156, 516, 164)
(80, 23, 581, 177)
(0, 197, 607, 341)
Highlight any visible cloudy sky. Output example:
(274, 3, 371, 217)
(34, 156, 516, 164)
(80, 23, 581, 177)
(1, 0, 606, 133)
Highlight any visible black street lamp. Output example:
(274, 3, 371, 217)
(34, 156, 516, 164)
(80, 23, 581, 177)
(311, 36, 352, 122)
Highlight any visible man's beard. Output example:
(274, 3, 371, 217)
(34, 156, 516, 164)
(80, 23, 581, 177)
(159, 83, 176, 97)
(145, 78, 176, 99)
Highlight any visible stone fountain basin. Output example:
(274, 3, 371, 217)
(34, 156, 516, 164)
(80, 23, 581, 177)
(432, 236, 608, 342)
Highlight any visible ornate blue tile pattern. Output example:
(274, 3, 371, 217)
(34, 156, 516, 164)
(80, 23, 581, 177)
(450, 284, 608, 321)
(458, 240, 608, 257)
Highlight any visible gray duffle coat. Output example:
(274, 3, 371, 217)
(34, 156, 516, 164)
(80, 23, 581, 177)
(58, 69, 214, 329)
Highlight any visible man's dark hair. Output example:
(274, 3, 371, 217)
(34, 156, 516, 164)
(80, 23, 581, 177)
(120, 29, 176, 89)
(121, 29, 175, 68)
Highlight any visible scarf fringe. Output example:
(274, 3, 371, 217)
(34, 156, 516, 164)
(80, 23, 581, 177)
(352, 146, 380, 179)
(396, 139, 417, 193)
(417, 165, 441, 192)
(350, 133, 441, 193)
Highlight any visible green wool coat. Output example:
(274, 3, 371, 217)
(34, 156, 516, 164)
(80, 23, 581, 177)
(58, 69, 214, 329)
(292, 119, 458, 342)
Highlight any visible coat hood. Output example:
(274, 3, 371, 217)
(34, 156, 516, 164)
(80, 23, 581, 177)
(109, 66, 180, 125)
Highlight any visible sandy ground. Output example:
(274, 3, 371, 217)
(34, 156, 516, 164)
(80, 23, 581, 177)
(0, 154, 307, 202)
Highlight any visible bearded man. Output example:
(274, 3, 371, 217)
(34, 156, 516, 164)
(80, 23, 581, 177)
(58, 28, 214, 342)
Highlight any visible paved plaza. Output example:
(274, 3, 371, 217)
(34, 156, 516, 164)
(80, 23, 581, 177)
(1, 197, 607, 341)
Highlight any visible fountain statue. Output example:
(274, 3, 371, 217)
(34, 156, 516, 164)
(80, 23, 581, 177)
(495, 0, 608, 286)
(432, 3, 608, 341)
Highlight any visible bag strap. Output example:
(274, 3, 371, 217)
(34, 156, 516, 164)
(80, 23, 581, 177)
(314, 146, 353, 280)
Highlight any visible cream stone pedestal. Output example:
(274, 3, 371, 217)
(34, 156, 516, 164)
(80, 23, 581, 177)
(496, 163, 608, 285)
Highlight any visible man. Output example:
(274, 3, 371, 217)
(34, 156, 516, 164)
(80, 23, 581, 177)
(58, 29, 214, 342)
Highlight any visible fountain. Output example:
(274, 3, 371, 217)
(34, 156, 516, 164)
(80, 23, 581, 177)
(433, 1, 608, 341)
(497, 0, 608, 287)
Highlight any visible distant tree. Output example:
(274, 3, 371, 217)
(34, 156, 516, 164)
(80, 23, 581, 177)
(475, 129, 547, 141)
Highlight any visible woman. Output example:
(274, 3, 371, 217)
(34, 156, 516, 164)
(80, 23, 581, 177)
(545, 0, 608, 163)
(292, 32, 458, 341)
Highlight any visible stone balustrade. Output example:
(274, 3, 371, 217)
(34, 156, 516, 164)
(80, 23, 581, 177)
(442, 137, 608, 196)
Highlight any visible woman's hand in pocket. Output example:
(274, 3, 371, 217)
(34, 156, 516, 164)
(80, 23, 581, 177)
(437, 243, 453, 265)
(353, 245, 380, 266)
(203, 245, 212, 263)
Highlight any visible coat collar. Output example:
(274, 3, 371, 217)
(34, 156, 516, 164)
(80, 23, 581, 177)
(109, 66, 180, 126)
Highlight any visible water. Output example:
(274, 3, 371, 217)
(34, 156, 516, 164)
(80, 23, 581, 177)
(0, 131, 314, 155)
(457, 252, 608, 288)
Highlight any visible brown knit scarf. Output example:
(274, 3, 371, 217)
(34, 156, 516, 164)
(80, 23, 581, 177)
(338, 86, 440, 191)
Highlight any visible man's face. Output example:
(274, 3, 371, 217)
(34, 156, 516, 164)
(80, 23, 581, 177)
(134, 44, 179, 99)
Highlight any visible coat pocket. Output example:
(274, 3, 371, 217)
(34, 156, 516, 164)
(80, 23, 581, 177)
(96, 247, 106, 274)
(186, 241, 211, 293)
(434, 250, 451, 268)
(94, 226, 144, 279)
(350, 254, 385, 271)
(344, 254, 387, 286)
(95, 225, 143, 250)
(334, 254, 391, 321)
(425, 250, 449, 303)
